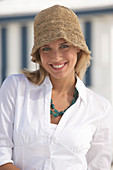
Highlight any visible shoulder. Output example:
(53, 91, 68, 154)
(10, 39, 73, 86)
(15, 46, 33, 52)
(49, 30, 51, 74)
(1, 74, 27, 88)
(76, 77, 111, 110)
(86, 88, 113, 140)
(86, 87, 112, 117)
(86, 87, 109, 105)
(1, 74, 49, 93)
(0, 74, 31, 95)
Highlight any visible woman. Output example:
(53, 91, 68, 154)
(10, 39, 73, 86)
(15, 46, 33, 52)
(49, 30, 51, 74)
(0, 5, 113, 170)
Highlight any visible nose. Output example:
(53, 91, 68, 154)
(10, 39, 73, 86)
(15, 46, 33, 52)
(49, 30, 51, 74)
(51, 50, 62, 61)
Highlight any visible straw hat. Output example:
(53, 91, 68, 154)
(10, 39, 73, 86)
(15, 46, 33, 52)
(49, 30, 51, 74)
(31, 5, 91, 62)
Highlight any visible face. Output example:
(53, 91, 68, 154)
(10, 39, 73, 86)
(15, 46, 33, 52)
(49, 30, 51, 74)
(39, 39, 79, 81)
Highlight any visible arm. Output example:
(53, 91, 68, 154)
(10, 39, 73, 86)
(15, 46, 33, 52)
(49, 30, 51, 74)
(0, 76, 18, 166)
(0, 163, 20, 170)
(86, 103, 113, 170)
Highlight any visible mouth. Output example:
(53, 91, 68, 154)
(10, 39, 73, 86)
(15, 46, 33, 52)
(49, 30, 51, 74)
(50, 62, 67, 70)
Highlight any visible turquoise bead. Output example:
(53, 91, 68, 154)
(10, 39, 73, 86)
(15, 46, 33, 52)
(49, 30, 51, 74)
(51, 103, 55, 109)
(53, 113, 59, 117)
(50, 87, 79, 118)
(72, 99, 75, 104)
(59, 111, 64, 115)
(54, 109, 59, 113)
(50, 110, 53, 114)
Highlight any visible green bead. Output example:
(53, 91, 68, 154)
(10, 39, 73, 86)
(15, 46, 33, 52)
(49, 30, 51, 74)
(53, 113, 59, 117)
(59, 111, 64, 115)
(50, 110, 53, 114)
(54, 109, 59, 113)
(73, 93, 76, 97)
(72, 99, 75, 104)
(50, 87, 79, 118)
(51, 103, 55, 109)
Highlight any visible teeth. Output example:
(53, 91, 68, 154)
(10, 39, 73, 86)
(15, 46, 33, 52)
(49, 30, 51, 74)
(52, 64, 64, 68)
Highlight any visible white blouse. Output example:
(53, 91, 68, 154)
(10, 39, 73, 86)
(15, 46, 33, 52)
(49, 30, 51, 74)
(50, 124, 57, 140)
(0, 74, 113, 170)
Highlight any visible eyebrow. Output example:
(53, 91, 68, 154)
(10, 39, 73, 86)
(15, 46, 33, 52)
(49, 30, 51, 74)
(41, 45, 50, 47)
(41, 41, 68, 48)
(59, 42, 68, 45)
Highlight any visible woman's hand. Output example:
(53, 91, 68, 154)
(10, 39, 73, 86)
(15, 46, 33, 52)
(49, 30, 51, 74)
(0, 163, 20, 170)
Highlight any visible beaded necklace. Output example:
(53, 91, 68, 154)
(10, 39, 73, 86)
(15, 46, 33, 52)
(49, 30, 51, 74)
(50, 88, 79, 118)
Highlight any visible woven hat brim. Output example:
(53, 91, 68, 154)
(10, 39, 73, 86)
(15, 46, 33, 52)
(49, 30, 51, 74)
(31, 20, 91, 61)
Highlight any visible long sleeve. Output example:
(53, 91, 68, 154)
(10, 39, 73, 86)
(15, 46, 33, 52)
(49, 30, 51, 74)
(0, 76, 17, 166)
(86, 102, 113, 170)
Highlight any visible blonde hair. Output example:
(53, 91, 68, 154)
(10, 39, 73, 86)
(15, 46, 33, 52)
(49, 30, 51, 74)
(22, 50, 91, 85)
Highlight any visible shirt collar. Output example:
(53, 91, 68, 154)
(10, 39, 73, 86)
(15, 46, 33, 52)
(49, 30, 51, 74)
(27, 76, 52, 90)
(28, 75, 87, 103)
(76, 76, 87, 103)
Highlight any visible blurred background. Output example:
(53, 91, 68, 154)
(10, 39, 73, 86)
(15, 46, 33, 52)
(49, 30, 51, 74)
(0, 0, 113, 168)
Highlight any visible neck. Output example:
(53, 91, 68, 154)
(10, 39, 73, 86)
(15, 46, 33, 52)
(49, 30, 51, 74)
(49, 74, 76, 94)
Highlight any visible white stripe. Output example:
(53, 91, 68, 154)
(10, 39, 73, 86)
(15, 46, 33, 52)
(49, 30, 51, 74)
(7, 23, 21, 75)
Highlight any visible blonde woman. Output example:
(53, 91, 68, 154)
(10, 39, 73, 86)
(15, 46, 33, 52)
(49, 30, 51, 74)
(0, 5, 113, 170)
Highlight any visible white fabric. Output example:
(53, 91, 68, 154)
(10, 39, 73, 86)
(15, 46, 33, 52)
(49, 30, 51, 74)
(50, 124, 57, 140)
(0, 74, 113, 170)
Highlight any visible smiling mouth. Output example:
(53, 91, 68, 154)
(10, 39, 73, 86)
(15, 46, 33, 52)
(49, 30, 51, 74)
(50, 62, 67, 69)
(52, 64, 65, 68)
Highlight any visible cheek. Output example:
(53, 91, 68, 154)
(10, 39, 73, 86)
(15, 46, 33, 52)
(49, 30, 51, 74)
(70, 54, 78, 68)
(70, 53, 78, 62)
(40, 56, 44, 63)
(67, 49, 78, 61)
(40, 55, 47, 65)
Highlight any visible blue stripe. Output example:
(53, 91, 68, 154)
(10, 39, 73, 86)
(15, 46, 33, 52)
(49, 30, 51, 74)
(0, 15, 34, 23)
(85, 22, 92, 87)
(21, 26, 27, 68)
(1, 28, 7, 83)
(76, 7, 113, 16)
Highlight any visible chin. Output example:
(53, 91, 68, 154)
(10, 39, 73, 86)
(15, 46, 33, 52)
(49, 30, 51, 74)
(50, 74, 68, 80)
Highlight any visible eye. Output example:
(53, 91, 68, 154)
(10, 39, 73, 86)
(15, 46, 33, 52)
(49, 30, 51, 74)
(41, 47, 51, 51)
(60, 45, 69, 49)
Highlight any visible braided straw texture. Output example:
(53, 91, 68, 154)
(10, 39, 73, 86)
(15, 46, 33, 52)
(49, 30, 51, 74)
(31, 5, 91, 62)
